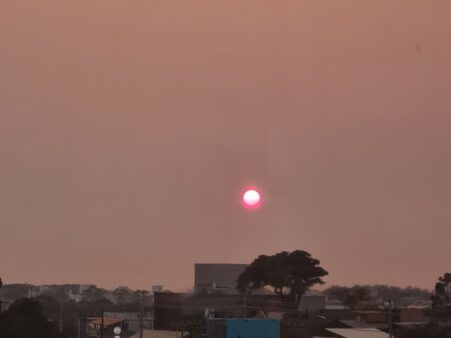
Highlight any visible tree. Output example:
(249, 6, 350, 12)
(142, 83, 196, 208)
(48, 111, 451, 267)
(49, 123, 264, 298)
(432, 272, 451, 310)
(81, 285, 107, 302)
(0, 298, 63, 338)
(324, 285, 370, 309)
(237, 250, 328, 306)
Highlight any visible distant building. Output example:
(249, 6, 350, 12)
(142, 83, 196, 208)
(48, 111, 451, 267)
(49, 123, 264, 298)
(28, 284, 95, 302)
(195, 263, 248, 294)
(0, 284, 33, 300)
(208, 319, 280, 338)
(298, 295, 327, 312)
(152, 285, 164, 293)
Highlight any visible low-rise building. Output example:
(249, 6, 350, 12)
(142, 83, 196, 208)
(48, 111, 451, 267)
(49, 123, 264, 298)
(355, 311, 387, 324)
(104, 312, 153, 331)
(399, 306, 429, 322)
(86, 317, 126, 338)
(195, 264, 248, 294)
(298, 295, 327, 312)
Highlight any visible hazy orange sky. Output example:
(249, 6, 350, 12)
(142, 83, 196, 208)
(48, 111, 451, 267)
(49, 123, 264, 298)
(1, 1, 451, 291)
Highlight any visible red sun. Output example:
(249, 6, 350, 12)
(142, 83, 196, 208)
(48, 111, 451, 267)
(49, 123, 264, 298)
(242, 188, 262, 209)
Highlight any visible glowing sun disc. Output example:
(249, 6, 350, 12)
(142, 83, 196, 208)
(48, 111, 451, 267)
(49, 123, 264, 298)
(242, 188, 262, 209)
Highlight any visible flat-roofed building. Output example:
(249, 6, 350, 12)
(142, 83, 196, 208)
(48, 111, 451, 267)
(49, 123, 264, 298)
(194, 263, 248, 294)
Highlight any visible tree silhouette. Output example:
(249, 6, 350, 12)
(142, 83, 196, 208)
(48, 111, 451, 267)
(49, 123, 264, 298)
(0, 298, 63, 338)
(432, 272, 451, 311)
(237, 250, 328, 306)
(81, 285, 107, 302)
(324, 285, 371, 309)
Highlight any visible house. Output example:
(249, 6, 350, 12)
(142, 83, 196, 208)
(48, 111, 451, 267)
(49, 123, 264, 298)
(208, 319, 280, 338)
(86, 317, 125, 338)
(399, 305, 429, 322)
(355, 311, 387, 324)
(29, 284, 95, 302)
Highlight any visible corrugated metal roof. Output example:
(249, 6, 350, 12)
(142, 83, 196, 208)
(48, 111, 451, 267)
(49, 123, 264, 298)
(88, 317, 122, 326)
(326, 328, 389, 338)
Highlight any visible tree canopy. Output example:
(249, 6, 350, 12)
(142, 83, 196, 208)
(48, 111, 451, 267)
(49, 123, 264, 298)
(324, 285, 371, 309)
(0, 298, 63, 338)
(81, 285, 108, 302)
(432, 272, 451, 315)
(237, 250, 328, 306)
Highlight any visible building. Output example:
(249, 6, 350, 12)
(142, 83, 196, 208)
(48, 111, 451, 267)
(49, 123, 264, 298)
(86, 317, 127, 338)
(399, 306, 429, 322)
(104, 312, 153, 331)
(130, 330, 181, 338)
(208, 319, 280, 338)
(152, 285, 164, 293)
(355, 311, 387, 324)
(298, 295, 327, 312)
(154, 292, 289, 331)
(326, 328, 388, 338)
(195, 264, 248, 294)
(28, 284, 95, 302)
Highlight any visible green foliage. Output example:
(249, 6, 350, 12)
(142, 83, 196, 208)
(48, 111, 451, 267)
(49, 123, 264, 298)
(237, 250, 328, 305)
(0, 298, 63, 338)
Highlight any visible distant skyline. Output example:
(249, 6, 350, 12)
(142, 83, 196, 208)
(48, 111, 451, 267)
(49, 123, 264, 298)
(1, 0, 451, 291)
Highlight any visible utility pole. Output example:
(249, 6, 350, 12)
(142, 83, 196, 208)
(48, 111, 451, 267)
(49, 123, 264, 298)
(59, 288, 64, 333)
(100, 309, 104, 338)
(138, 290, 146, 338)
(388, 299, 393, 338)
(60, 301, 64, 333)
(73, 314, 81, 338)
(243, 291, 248, 319)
